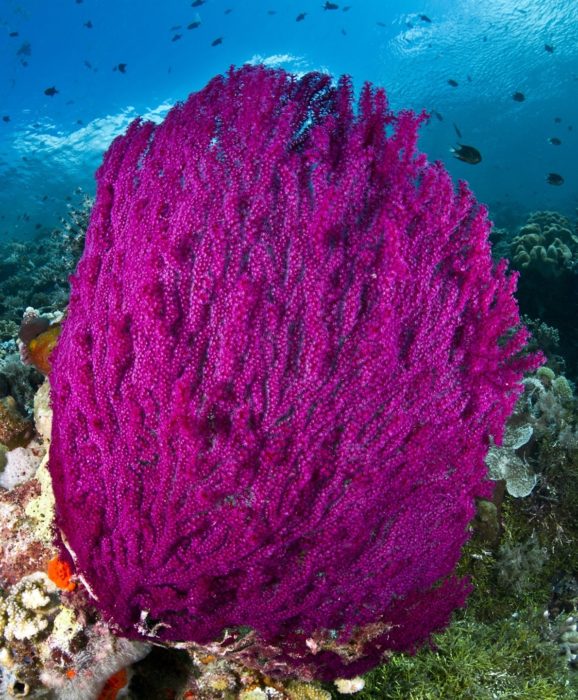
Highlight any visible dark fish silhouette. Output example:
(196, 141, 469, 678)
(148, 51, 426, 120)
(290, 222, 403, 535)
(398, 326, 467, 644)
(225, 8, 232, 13)
(376, 21, 386, 27)
(419, 14, 431, 22)
(84, 20, 93, 28)
(546, 173, 563, 185)
(2, 115, 10, 122)
(296, 12, 307, 21)
(84, 59, 93, 69)
(114, 63, 127, 73)
(191, 0, 205, 6)
(512, 91, 525, 102)
(44, 86, 58, 96)
(211, 37, 223, 46)
(448, 79, 458, 87)
(343, 5, 351, 10)
(187, 21, 201, 29)
(548, 137, 562, 145)
(172, 34, 182, 42)
(554, 117, 562, 123)
(431, 109, 443, 121)
(453, 122, 462, 138)
(324, 2, 339, 9)
(267, 10, 277, 15)
(9, 31, 19, 37)
(544, 44, 554, 53)
(341, 28, 346, 35)
(451, 144, 482, 165)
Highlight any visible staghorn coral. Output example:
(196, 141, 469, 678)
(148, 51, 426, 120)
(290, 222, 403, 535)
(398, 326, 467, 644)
(48, 65, 539, 681)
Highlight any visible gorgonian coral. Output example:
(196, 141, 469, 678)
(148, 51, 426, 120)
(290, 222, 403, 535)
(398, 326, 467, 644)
(48, 65, 540, 680)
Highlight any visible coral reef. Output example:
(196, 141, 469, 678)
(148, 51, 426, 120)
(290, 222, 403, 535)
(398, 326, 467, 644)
(485, 423, 537, 497)
(0, 395, 33, 449)
(510, 211, 577, 278)
(49, 64, 538, 681)
(0, 196, 90, 323)
(510, 210, 578, 381)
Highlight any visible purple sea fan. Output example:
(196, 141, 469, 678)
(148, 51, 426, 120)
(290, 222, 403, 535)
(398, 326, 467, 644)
(48, 64, 540, 680)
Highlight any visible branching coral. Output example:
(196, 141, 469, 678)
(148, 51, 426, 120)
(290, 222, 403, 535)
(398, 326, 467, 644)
(49, 65, 539, 681)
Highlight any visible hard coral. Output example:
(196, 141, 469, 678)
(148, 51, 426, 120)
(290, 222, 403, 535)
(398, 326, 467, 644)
(0, 396, 33, 450)
(49, 65, 540, 681)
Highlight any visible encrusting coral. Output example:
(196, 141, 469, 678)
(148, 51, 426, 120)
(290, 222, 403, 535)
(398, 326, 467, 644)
(48, 64, 540, 682)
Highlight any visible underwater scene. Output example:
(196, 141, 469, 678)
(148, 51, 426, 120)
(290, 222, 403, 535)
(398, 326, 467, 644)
(1, 0, 578, 698)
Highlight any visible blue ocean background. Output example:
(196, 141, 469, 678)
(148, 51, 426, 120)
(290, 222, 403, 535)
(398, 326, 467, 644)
(0, 0, 576, 242)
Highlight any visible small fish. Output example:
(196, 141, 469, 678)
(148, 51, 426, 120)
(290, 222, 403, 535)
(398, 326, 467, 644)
(448, 79, 458, 87)
(548, 137, 562, 145)
(324, 2, 339, 9)
(9, 31, 19, 37)
(419, 14, 431, 22)
(191, 0, 205, 6)
(211, 36, 223, 46)
(544, 44, 554, 53)
(467, 74, 472, 82)
(546, 172, 564, 186)
(343, 5, 351, 10)
(450, 144, 482, 165)
(267, 10, 277, 15)
(114, 63, 127, 73)
(17, 41, 31, 56)
(569, 125, 574, 131)
(187, 21, 201, 29)
(84, 59, 92, 69)
(296, 12, 307, 21)
(84, 20, 93, 28)
(512, 91, 525, 102)
(172, 34, 182, 42)
(376, 21, 386, 27)
(224, 8, 232, 14)
(431, 109, 443, 122)
(341, 28, 347, 35)
(554, 116, 562, 123)
(453, 122, 462, 139)
(44, 86, 58, 96)
(2, 115, 10, 122)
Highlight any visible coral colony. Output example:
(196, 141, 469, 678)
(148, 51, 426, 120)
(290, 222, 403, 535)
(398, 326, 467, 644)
(48, 65, 539, 681)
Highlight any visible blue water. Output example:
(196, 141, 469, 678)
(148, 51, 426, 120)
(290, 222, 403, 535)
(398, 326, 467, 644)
(0, 0, 576, 241)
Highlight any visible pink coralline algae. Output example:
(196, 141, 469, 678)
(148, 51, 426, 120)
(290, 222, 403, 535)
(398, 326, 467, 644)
(48, 65, 540, 680)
